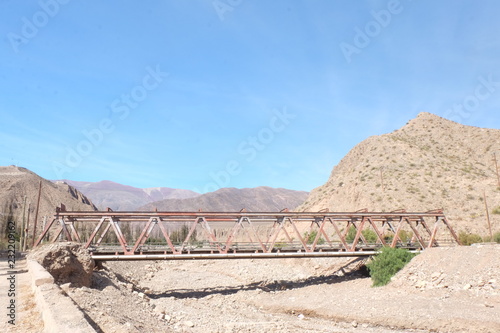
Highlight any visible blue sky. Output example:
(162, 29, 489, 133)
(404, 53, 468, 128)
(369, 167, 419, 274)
(1, 0, 499, 193)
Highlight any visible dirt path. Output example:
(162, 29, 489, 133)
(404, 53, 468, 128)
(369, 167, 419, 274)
(0, 256, 44, 333)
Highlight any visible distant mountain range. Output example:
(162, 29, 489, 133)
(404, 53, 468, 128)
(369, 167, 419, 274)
(56, 180, 200, 211)
(54, 180, 308, 212)
(139, 186, 309, 212)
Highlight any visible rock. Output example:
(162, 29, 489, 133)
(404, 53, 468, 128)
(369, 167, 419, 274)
(415, 280, 427, 288)
(27, 242, 95, 287)
(184, 320, 195, 327)
(164, 314, 172, 322)
(463, 284, 472, 290)
(351, 320, 358, 328)
(60, 282, 71, 294)
(297, 314, 305, 320)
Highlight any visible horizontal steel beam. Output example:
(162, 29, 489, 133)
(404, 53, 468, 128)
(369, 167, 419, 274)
(92, 250, 425, 261)
(55, 210, 445, 218)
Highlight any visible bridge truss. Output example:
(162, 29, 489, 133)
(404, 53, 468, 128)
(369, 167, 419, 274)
(34, 206, 460, 260)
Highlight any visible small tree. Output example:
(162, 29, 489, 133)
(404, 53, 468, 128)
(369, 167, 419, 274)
(366, 247, 416, 287)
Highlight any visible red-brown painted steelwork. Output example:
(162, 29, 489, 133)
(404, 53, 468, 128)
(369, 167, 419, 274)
(33, 206, 461, 258)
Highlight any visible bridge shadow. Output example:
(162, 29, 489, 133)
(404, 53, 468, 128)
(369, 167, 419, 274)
(147, 258, 370, 300)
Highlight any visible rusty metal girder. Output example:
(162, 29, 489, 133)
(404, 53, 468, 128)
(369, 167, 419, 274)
(33, 207, 461, 259)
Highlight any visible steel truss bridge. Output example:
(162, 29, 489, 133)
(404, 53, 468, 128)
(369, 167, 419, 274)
(34, 206, 461, 260)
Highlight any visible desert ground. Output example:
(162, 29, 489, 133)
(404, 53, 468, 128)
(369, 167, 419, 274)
(4, 243, 497, 333)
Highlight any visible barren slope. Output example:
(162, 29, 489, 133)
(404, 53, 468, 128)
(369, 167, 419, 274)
(0, 166, 97, 244)
(298, 112, 500, 235)
(139, 186, 309, 212)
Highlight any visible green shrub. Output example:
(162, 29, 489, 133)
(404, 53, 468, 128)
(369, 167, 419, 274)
(346, 226, 379, 243)
(346, 226, 357, 242)
(458, 231, 483, 246)
(384, 234, 394, 243)
(303, 230, 325, 245)
(494, 232, 500, 243)
(366, 247, 417, 287)
(362, 229, 378, 243)
(492, 206, 500, 215)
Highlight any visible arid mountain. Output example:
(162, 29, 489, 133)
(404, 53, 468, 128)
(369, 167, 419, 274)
(0, 166, 97, 245)
(298, 112, 500, 235)
(139, 186, 309, 212)
(57, 180, 200, 210)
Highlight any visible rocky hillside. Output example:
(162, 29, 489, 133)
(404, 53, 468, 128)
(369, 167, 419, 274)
(57, 180, 200, 210)
(298, 112, 500, 235)
(139, 186, 309, 212)
(0, 166, 97, 245)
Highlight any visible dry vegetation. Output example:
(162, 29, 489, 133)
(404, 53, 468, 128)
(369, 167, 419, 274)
(299, 112, 500, 237)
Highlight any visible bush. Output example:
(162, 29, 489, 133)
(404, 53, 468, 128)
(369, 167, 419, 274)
(304, 230, 325, 245)
(345, 226, 379, 243)
(362, 229, 378, 243)
(492, 206, 500, 215)
(398, 230, 413, 243)
(366, 247, 417, 287)
(346, 226, 357, 242)
(494, 232, 500, 243)
(458, 231, 483, 246)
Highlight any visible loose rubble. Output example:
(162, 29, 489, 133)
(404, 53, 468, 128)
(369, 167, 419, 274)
(28, 242, 94, 287)
(28, 244, 500, 332)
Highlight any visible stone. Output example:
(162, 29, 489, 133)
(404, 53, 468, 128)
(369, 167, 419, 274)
(184, 320, 195, 327)
(415, 280, 427, 288)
